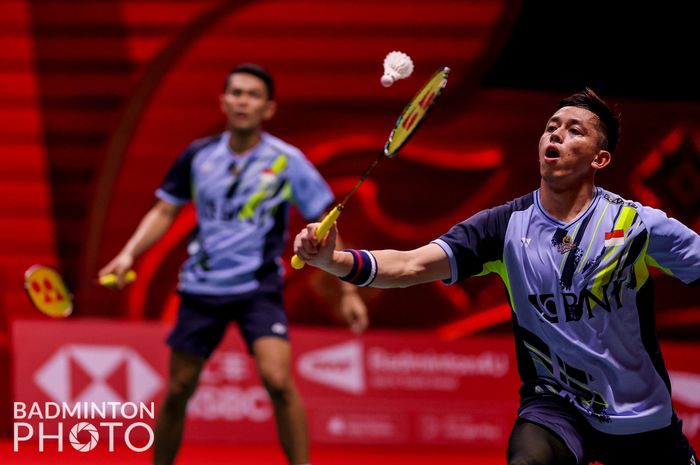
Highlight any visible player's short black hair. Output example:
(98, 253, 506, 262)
(558, 88, 620, 152)
(224, 63, 275, 100)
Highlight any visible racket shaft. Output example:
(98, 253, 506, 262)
(291, 205, 342, 269)
(339, 153, 383, 206)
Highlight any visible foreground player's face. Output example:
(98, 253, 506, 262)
(538, 106, 610, 188)
(220, 73, 276, 132)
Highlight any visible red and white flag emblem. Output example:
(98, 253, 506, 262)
(604, 229, 625, 247)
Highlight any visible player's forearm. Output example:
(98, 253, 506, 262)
(325, 249, 433, 289)
(120, 205, 176, 258)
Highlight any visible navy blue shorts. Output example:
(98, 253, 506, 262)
(166, 291, 289, 358)
(515, 394, 698, 464)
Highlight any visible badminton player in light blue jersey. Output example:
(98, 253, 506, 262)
(294, 88, 700, 465)
(100, 63, 367, 465)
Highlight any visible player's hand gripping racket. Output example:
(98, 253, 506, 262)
(23, 264, 137, 318)
(291, 66, 450, 269)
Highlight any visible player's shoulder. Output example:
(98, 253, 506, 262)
(506, 191, 536, 211)
(166, 134, 222, 171)
(187, 133, 223, 153)
(261, 132, 305, 159)
(176, 134, 223, 163)
(487, 191, 535, 218)
(597, 188, 667, 225)
(599, 188, 641, 209)
(469, 191, 535, 227)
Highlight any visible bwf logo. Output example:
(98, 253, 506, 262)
(297, 340, 365, 394)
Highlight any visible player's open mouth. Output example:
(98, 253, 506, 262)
(544, 148, 560, 160)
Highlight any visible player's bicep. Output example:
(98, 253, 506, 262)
(644, 207, 700, 284)
(153, 199, 180, 218)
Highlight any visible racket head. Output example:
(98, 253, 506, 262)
(384, 66, 450, 158)
(23, 264, 73, 318)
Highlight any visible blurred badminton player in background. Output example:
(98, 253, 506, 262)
(99, 63, 368, 465)
(294, 89, 700, 465)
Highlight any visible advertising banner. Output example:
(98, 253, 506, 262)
(12, 320, 700, 452)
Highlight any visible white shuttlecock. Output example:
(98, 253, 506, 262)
(380, 51, 414, 87)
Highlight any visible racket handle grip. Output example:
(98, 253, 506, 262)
(291, 205, 343, 270)
(99, 270, 137, 288)
(290, 255, 306, 270)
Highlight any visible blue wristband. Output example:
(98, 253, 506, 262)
(339, 249, 378, 287)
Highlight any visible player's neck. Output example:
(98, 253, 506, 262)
(227, 128, 262, 155)
(540, 180, 596, 223)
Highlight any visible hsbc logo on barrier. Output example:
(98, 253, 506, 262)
(297, 340, 365, 394)
(33, 344, 162, 403)
(187, 350, 273, 423)
(14, 343, 163, 453)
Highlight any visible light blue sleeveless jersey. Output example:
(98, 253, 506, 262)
(156, 131, 333, 295)
(433, 187, 700, 434)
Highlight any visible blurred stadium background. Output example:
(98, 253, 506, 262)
(1, 0, 698, 463)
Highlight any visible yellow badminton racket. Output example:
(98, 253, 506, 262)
(291, 66, 450, 269)
(23, 264, 136, 317)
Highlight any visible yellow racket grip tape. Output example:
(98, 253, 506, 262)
(291, 205, 343, 270)
(98, 270, 137, 288)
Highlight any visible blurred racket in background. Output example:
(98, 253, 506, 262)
(291, 66, 450, 269)
(23, 264, 136, 318)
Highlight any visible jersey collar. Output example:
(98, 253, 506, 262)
(534, 186, 601, 228)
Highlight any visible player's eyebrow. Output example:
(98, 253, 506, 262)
(547, 116, 585, 126)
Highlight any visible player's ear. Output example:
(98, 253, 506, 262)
(218, 93, 226, 113)
(263, 100, 277, 120)
(592, 150, 611, 170)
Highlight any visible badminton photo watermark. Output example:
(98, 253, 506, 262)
(13, 401, 155, 453)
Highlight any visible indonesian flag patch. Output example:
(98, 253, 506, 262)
(604, 229, 625, 247)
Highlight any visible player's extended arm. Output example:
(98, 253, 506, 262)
(98, 200, 180, 286)
(293, 223, 451, 288)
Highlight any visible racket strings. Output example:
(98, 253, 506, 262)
(24, 265, 74, 317)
